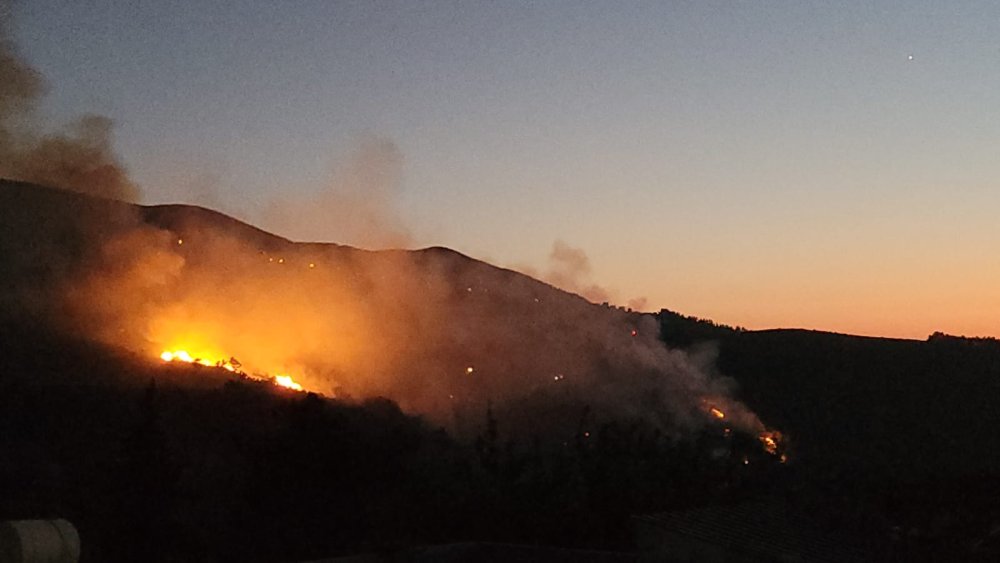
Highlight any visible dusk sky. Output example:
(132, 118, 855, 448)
(11, 1, 1000, 338)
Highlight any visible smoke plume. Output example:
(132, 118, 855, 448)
(0, 177, 766, 443)
(0, 15, 138, 201)
(0, 11, 761, 442)
(542, 239, 612, 304)
(531, 240, 649, 312)
(262, 136, 410, 249)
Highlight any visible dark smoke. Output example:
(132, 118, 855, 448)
(0, 12, 138, 201)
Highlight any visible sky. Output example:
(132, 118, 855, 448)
(9, 0, 1000, 339)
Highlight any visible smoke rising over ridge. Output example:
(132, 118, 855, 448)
(544, 239, 612, 304)
(0, 13, 137, 201)
(520, 240, 648, 312)
(261, 137, 410, 249)
(0, 8, 767, 443)
(1, 181, 768, 442)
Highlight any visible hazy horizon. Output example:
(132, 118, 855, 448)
(8, 1, 1000, 339)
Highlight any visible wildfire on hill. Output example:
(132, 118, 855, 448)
(159, 349, 305, 392)
(707, 405, 788, 462)
(757, 430, 787, 462)
(8, 185, 789, 454)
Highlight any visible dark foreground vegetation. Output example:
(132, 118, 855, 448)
(0, 319, 786, 562)
(4, 317, 1000, 561)
(660, 310, 1000, 560)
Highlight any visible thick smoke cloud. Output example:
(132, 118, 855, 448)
(0, 15, 138, 201)
(0, 9, 763, 443)
(0, 10, 42, 117)
(262, 136, 410, 249)
(0, 181, 767, 443)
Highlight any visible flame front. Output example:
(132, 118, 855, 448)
(160, 349, 304, 392)
(274, 374, 303, 391)
(758, 430, 783, 458)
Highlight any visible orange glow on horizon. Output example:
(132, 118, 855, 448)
(637, 288, 1000, 341)
(598, 233, 1000, 341)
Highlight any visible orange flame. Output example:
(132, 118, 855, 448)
(758, 431, 782, 456)
(274, 374, 304, 391)
(160, 349, 304, 391)
(709, 407, 725, 420)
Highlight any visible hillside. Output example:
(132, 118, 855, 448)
(657, 310, 1000, 558)
(0, 181, 790, 560)
(1, 180, 774, 442)
(659, 310, 1000, 480)
(4, 180, 998, 560)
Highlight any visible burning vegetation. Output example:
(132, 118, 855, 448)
(2, 178, 784, 453)
(159, 349, 304, 391)
(0, 18, 784, 445)
(1, 176, 793, 561)
(704, 403, 788, 461)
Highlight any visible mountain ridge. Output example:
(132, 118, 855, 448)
(5, 178, 744, 442)
(3, 179, 999, 560)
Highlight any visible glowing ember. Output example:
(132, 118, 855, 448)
(709, 407, 725, 420)
(758, 431, 782, 456)
(274, 374, 304, 391)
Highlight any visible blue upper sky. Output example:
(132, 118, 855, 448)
(13, 1, 1000, 337)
